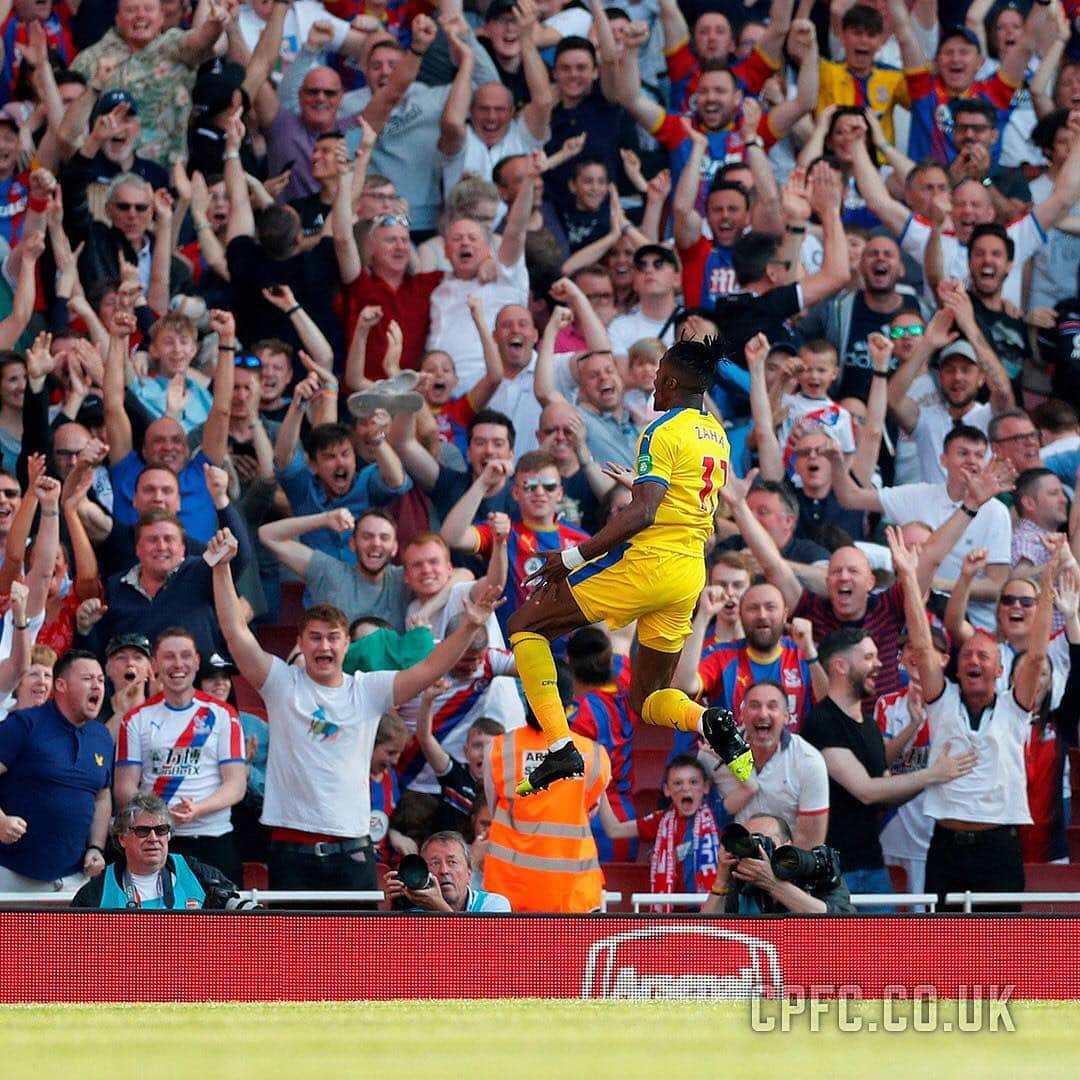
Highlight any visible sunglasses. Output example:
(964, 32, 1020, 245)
(374, 214, 410, 229)
(234, 355, 262, 369)
(130, 824, 172, 838)
(112, 200, 150, 213)
(999, 595, 1036, 608)
(890, 324, 925, 339)
(0, 486, 20, 497)
(520, 479, 560, 493)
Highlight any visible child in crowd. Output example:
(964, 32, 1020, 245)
(623, 337, 664, 427)
(370, 711, 416, 865)
(415, 677, 505, 837)
(777, 339, 856, 476)
(560, 158, 612, 252)
(599, 753, 722, 910)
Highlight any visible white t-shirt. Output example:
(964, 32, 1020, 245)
(237, 2, 350, 76)
(259, 657, 396, 836)
(898, 212, 1047, 308)
(778, 392, 857, 471)
(996, 632, 1070, 713)
(877, 480, 1011, 630)
(893, 371, 943, 485)
(426, 257, 530, 388)
(708, 732, 829, 830)
(1026, 173, 1080, 311)
(441, 117, 546, 200)
(909, 400, 992, 485)
(874, 688, 933, 863)
(116, 692, 245, 837)
(922, 680, 1032, 826)
(488, 358, 542, 456)
(543, 6, 592, 39)
(607, 306, 676, 356)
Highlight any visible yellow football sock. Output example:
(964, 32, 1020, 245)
(510, 631, 571, 745)
(641, 688, 705, 733)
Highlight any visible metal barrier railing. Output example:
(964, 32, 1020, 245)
(944, 891, 1080, 912)
(629, 892, 940, 912)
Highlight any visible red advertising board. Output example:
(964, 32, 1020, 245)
(3, 913, 1079, 1002)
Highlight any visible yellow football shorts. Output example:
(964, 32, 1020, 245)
(568, 543, 705, 653)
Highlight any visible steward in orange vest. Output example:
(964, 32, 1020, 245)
(484, 708, 611, 913)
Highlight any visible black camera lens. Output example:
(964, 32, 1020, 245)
(720, 823, 757, 859)
(397, 853, 431, 890)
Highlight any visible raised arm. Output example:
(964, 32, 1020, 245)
(176, 0, 233, 68)
(746, 334, 783, 481)
(201, 310, 236, 466)
(885, 0, 929, 70)
(673, 122, 706, 251)
(262, 286, 335, 373)
(800, 162, 852, 308)
(548, 276, 610, 351)
(223, 114, 253, 242)
(1013, 562, 1056, 712)
(613, 21, 664, 132)
(392, 410, 441, 493)
(436, 23, 475, 157)
(517, 0, 554, 140)
(721, 467, 804, 611)
(363, 16, 435, 133)
(259, 508, 355, 579)
(938, 280, 1015, 413)
(440, 461, 510, 549)
(332, 122, 376, 286)
(25, 475, 60, 621)
(210, 529, 273, 690)
(849, 139, 913, 237)
(533, 306, 571, 407)
(1034, 113, 1080, 233)
(671, 590, 720, 695)
(887, 309, 957, 433)
(465, 295, 504, 406)
(497, 149, 538, 268)
(849, 333, 891, 486)
(820, 440, 882, 513)
(103, 311, 135, 465)
(415, 679, 452, 774)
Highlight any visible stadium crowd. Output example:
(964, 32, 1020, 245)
(0, 0, 1078, 914)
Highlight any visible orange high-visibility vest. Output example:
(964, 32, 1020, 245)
(483, 726, 611, 913)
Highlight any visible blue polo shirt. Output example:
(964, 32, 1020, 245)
(110, 448, 218, 543)
(0, 703, 113, 881)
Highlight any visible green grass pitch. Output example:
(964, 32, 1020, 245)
(2, 1000, 1079, 1079)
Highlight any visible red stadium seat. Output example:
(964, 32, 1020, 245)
(632, 787, 661, 819)
(601, 861, 650, 912)
(233, 675, 265, 714)
(256, 624, 298, 659)
(1022, 863, 1080, 912)
(278, 581, 306, 628)
(634, 748, 668, 792)
(887, 864, 908, 894)
(633, 723, 676, 753)
(243, 863, 268, 890)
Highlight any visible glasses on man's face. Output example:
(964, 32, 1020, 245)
(302, 86, 340, 98)
(0, 487, 19, 498)
(584, 291, 614, 303)
(994, 430, 1039, 444)
(375, 214, 410, 229)
(130, 824, 172, 838)
(890, 324, 925, 339)
(999, 594, 1037, 608)
(234, 355, 262, 370)
(113, 200, 150, 213)
(520, 479, 560, 493)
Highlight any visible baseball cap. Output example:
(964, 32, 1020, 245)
(192, 60, 246, 119)
(937, 25, 981, 52)
(106, 633, 151, 659)
(198, 652, 239, 680)
(91, 89, 138, 122)
(898, 622, 951, 654)
(485, 0, 516, 20)
(938, 339, 978, 365)
(632, 243, 679, 270)
(767, 341, 800, 358)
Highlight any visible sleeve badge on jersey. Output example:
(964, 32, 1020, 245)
(95, 753, 104, 766)
(636, 453, 653, 475)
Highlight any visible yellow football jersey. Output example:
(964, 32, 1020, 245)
(631, 407, 730, 555)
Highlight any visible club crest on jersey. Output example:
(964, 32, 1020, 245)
(94, 753, 104, 766)
(636, 453, 653, 475)
(783, 668, 803, 689)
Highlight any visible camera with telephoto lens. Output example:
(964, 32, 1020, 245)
(720, 822, 776, 861)
(770, 844, 842, 891)
(397, 853, 433, 891)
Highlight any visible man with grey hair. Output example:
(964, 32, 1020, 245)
(384, 829, 511, 911)
(73, 171, 193, 297)
(71, 793, 245, 909)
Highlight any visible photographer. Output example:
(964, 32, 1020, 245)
(700, 814, 856, 915)
(384, 831, 511, 913)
